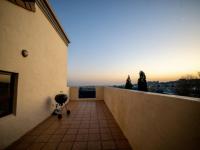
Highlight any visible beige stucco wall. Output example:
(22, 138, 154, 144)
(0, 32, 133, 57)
(0, 1, 68, 149)
(69, 86, 104, 101)
(104, 87, 200, 150)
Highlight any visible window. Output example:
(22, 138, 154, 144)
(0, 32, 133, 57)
(79, 86, 96, 98)
(0, 70, 18, 118)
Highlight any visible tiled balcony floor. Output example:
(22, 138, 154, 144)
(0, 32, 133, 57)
(7, 101, 132, 150)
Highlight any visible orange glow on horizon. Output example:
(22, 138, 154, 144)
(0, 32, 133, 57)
(69, 70, 200, 86)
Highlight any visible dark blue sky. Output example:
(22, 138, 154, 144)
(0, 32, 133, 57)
(49, 0, 200, 86)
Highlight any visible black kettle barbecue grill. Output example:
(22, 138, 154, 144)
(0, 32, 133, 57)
(54, 93, 70, 119)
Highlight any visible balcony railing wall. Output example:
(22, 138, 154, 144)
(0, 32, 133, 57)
(104, 87, 200, 150)
(69, 86, 104, 101)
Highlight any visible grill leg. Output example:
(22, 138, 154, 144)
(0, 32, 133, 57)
(65, 103, 70, 115)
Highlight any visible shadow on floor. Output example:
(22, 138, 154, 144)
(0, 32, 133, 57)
(7, 101, 132, 150)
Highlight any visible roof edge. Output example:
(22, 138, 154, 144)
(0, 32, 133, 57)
(36, 0, 70, 45)
(8, 0, 36, 12)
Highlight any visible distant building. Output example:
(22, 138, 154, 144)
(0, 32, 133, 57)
(148, 81, 176, 94)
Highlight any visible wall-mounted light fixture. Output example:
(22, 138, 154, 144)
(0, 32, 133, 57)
(21, 49, 29, 57)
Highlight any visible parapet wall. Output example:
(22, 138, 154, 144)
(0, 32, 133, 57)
(104, 87, 200, 150)
(69, 86, 104, 101)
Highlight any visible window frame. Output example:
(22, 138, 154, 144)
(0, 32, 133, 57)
(79, 87, 96, 99)
(0, 70, 18, 118)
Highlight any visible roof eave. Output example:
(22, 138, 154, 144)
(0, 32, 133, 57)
(36, 0, 70, 45)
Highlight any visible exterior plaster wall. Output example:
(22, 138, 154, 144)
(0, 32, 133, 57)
(0, 1, 68, 148)
(69, 87, 104, 101)
(104, 87, 200, 150)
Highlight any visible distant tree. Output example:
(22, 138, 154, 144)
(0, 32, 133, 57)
(125, 75, 133, 89)
(175, 79, 191, 96)
(175, 72, 200, 97)
(138, 71, 148, 91)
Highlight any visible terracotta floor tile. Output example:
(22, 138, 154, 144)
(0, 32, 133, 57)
(88, 134, 100, 141)
(90, 118, 98, 122)
(28, 129, 43, 136)
(62, 134, 76, 142)
(48, 124, 59, 130)
(27, 142, 45, 150)
(82, 116, 90, 120)
(73, 117, 82, 121)
(41, 129, 56, 135)
(90, 123, 99, 129)
(41, 142, 59, 150)
(116, 140, 132, 149)
(110, 127, 123, 135)
(107, 120, 116, 124)
(100, 128, 111, 134)
(81, 121, 90, 124)
(48, 135, 63, 142)
(102, 140, 116, 150)
(90, 120, 99, 124)
(78, 129, 89, 134)
(80, 123, 90, 128)
(88, 141, 101, 150)
(70, 123, 80, 129)
(60, 124, 70, 129)
(7, 101, 132, 150)
(35, 125, 49, 131)
(75, 115, 83, 118)
(99, 123, 108, 128)
(21, 135, 37, 143)
(54, 129, 66, 135)
(71, 121, 81, 124)
(35, 135, 51, 143)
(101, 133, 113, 141)
(100, 120, 108, 124)
(75, 134, 88, 141)
(89, 128, 99, 134)
(66, 129, 78, 134)
(108, 123, 118, 128)
(99, 117, 107, 120)
(112, 133, 126, 140)
(57, 142, 73, 150)
(72, 142, 87, 150)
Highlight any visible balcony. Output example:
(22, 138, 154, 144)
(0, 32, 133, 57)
(7, 100, 131, 150)
(5, 87, 200, 150)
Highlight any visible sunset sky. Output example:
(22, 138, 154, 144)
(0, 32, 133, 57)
(49, 0, 200, 86)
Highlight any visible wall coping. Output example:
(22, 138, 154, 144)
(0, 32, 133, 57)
(70, 86, 104, 88)
(105, 86, 200, 102)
